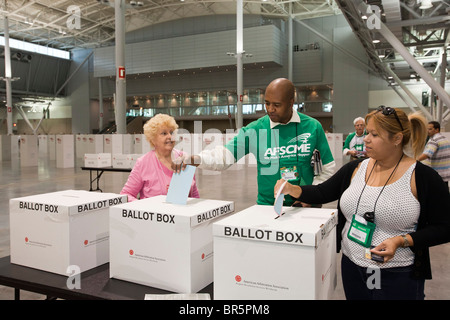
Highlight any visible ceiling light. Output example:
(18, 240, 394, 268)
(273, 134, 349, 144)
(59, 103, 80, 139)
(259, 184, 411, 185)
(419, 0, 433, 10)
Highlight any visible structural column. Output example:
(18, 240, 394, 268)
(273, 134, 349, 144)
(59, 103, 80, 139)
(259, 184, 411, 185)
(288, 3, 293, 81)
(114, 0, 127, 134)
(236, 0, 243, 130)
(3, 16, 13, 135)
(99, 78, 104, 131)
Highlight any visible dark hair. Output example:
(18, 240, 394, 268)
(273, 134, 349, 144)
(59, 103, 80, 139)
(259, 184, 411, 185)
(365, 108, 427, 158)
(428, 121, 440, 131)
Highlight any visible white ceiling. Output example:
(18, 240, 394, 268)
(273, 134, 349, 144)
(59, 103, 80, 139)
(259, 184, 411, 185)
(337, 0, 449, 83)
(0, 0, 449, 82)
(0, 0, 341, 50)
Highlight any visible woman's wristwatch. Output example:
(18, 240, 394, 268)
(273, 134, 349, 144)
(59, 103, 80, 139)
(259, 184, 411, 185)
(401, 235, 410, 248)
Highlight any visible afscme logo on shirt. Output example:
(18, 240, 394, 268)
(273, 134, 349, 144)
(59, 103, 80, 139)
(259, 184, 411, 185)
(288, 133, 311, 144)
(264, 133, 312, 159)
(264, 144, 311, 158)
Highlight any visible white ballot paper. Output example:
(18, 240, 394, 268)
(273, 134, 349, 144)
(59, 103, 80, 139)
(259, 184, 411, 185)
(166, 165, 196, 205)
(274, 180, 287, 216)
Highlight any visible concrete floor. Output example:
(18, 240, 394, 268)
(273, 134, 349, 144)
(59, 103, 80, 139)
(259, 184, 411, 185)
(0, 156, 449, 300)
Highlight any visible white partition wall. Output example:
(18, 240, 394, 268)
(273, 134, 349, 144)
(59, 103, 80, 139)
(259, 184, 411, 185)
(11, 135, 20, 160)
(0, 135, 11, 161)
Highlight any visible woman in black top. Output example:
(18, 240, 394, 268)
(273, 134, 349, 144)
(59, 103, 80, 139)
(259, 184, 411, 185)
(275, 107, 450, 300)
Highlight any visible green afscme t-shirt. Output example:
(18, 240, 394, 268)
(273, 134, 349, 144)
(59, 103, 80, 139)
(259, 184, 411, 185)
(225, 112, 334, 206)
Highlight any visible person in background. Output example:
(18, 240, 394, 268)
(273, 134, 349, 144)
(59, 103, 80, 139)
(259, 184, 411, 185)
(343, 117, 367, 160)
(275, 106, 450, 300)
(121, 114, 199, 201)
(417, 121, 450, 188)
(173, 78, 335, 206)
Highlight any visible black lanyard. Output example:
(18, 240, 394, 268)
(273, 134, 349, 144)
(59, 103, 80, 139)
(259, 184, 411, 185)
(355, 154, 404, 223)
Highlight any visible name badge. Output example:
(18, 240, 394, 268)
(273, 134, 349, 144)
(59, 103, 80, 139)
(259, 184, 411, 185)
(280, 166, 298, 181)
(347, 214, 375, 248)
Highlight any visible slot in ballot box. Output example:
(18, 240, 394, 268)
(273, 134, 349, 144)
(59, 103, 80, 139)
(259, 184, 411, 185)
(9, 190, 127, 276)
(213, 205, 337, 300)
(109, 195, 234, 293)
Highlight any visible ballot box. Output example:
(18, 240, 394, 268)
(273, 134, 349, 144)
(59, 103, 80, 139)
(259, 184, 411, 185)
(326, 133, 343, 160)
(103, 135, 112, 153)
(201, 133, 223, 176)
(112, 134, 133, 155)
(75, 134, 87, 159)
(112, 153, 131, 169)
(129, 154, 142, 168)
(174, 133, 193, 154)
(20, 135, 38, 167)
(56, 134, 74, 168)
(48, 135, 56, 160)
(9, 190, 127, 276)
(213, 205, 337, 300)
(87, 134, 104, 154)
(84, 153, 111, 168)
(133, 134, 151, 154)
(109, 195, 235, 293)
(38, 135, 48, 158)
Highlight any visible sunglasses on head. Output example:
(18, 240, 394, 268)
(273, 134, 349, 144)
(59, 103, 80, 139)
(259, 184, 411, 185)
(377, 105, 404, 131)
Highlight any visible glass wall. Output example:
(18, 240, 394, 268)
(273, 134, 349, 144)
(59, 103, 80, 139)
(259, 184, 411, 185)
(125, 86, 332, 117)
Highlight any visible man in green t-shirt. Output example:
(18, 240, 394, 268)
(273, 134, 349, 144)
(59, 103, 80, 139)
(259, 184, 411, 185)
(173, 78, 335, 206)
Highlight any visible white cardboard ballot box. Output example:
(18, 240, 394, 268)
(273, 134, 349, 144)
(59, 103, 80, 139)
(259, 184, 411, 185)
(103, 135, 112, 153)
(112, 134, 133, 155)
(56, 134, 74, 168)
(48, 135, 56, 160)
(109, 195, 235, 293)
(133, 134, 151, 154)
(213, 205, 338, 300)
(38, 135, 48, 158)
(84, 153, 111, 168)
(112, 153, 131, 168)
(87, 134, 104, 154)
(20, 135, 38, 167)
(10, 190, 127, 276)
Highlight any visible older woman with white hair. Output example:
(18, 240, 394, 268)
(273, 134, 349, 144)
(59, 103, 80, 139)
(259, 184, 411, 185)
(120, 114, 199, 201)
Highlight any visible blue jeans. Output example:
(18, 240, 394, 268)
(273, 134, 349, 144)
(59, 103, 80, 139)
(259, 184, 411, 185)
(341, 254, 425, 300)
